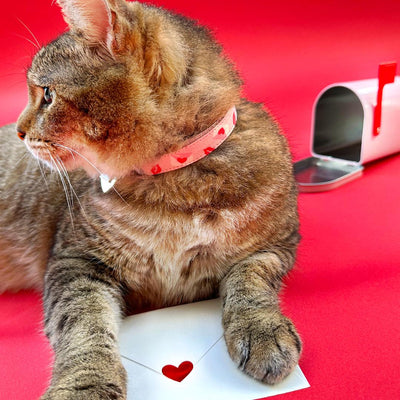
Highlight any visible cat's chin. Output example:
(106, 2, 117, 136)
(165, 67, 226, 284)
(27, 143, 100, 178)
(36, 153, 77, 172)
(27, 145, 83, 175)
(27, 141, 134, 181)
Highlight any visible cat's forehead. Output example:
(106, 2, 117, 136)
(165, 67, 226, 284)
(27, 33, 107, 87)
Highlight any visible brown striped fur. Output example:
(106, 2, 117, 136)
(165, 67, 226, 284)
(0, 0, 301, 398)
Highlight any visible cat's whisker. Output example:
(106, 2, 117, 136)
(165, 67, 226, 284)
(0, 71, 27, 79)
(54, 156, 74, 205)
(50, 153, 71, 204)
(24, 155, 35, 179)
(13, 152, 29, 169)
(54, 143, 129, 205)
(54, 144, 103, 176)
(55, 154, 88, 219)
(12, 33, 40, 51)
(48, 151, 75, 229)
(16, 18, 40, 49)
(55, 156, 74, 207)
(58, 158, 77, 213)
(111, 186, 129, 206)
(36, 158, 49, 188)
(63, 146, 77, 163)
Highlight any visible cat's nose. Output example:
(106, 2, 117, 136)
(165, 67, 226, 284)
(16, 128, 26, 141)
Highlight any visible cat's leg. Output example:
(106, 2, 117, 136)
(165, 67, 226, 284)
(41, 257, 127, 400)
(220, 246, 302, 385)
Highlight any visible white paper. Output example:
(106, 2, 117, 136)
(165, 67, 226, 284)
(119, 299, 309, 400)
(119, 299, 223, 373)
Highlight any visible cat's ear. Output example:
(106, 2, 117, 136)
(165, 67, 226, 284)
(57, 0, 128, 52)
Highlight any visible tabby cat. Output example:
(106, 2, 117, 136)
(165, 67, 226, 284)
(0, 0, 302, 398)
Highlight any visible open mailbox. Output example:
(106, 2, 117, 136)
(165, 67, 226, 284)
(294, 62, 400, 192)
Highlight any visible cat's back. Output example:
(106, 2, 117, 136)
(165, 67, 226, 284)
(0, 123, 66, 291)
(0, 124, 26, 184)
(0, 123, 61, 212)
(0, 123, 42, 207)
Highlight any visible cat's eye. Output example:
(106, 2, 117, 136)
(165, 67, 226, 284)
(43, 87, 53, 104)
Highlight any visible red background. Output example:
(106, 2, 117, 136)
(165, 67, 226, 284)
(1, 1, 400, 399)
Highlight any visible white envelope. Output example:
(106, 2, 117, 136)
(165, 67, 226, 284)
(119, 298, 309, 400)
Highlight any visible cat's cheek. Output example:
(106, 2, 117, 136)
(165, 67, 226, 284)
(61, 152, 97, 176)
(58, 155, 79, 170)
(25, 143, 51, 164)
(67, 146, 107, 178)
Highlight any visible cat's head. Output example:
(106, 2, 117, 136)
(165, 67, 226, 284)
(16, 0, 241, 179)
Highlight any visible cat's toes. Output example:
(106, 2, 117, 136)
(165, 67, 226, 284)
(223, 310, 302, 385)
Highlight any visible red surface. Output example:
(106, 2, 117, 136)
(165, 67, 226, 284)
(1, 1, 400, 399)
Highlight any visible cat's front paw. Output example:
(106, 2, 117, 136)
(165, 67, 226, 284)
(223, 309, 302, 384)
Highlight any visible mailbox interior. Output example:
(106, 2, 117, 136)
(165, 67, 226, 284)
(313, 86, 364, 162)
(294, 86, 365, 191)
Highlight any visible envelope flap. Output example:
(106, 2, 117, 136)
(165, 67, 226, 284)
(119, 299, 223, 372)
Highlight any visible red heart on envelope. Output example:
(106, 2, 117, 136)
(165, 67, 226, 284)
(162, 361, 193, 382)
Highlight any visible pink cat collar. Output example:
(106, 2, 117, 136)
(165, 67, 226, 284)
(140, 106, 237, 175)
